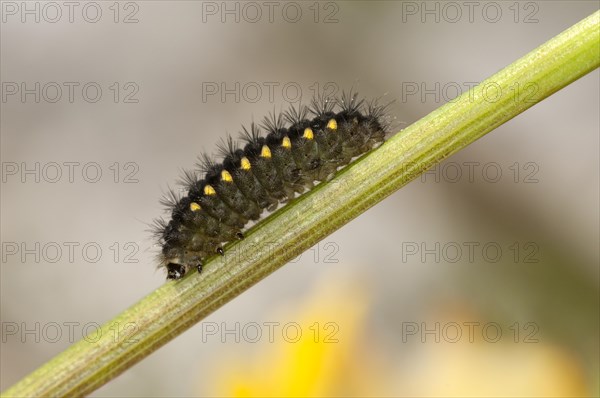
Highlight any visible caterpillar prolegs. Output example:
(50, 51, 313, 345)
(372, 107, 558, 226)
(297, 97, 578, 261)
(154, 91, 391, 280)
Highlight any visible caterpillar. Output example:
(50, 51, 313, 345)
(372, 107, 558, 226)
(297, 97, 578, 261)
(154, 91, 391, 280)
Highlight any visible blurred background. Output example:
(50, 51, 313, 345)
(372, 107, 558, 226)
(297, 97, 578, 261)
(1, 1, 598, 396)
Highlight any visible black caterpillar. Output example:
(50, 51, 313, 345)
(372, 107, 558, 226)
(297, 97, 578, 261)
(154, 92, 391, 280)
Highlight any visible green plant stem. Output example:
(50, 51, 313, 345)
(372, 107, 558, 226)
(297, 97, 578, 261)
(3, 10, 599, 398)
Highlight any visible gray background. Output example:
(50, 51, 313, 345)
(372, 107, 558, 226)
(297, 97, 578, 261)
(1, 1, 598, 396)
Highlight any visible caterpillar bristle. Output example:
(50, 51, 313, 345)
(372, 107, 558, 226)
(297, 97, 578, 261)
(367, 95, 397, 136)
(149, 218, 168, 241)
(177, 169, 200, 189)
(196, 152, 217, 175)
(309, 92, 335, 117)
(216, 135, 239, 160)
(283, 103, 309, 126)
(239, 123, 265, 158)
(159, 187, 180, 211)
(156, 91, 391, 280)
(239, 122, 262, 144)
(261, 110, 286, 135)
(338, 89, 364, 115)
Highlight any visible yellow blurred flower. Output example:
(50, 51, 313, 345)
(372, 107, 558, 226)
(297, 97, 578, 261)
(204, 274, 591, 397)
(399, 335, 589, 397)
(209, 275, 389, 397)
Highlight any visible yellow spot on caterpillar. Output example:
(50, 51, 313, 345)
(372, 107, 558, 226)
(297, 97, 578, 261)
(190, 202, 201, 212)
(303, 128, 314, 140)
(260, 145, 272, 158)
(204, 185, 216, 196)
(221, 170, 233, 182)
(282, 136, 291, 149)
(240, 157, 251, 170)
(327, 119, 338, 131)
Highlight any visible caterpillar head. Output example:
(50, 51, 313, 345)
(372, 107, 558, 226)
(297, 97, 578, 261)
(164, 256, 204, 280)
(166, 262, 187, 280)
